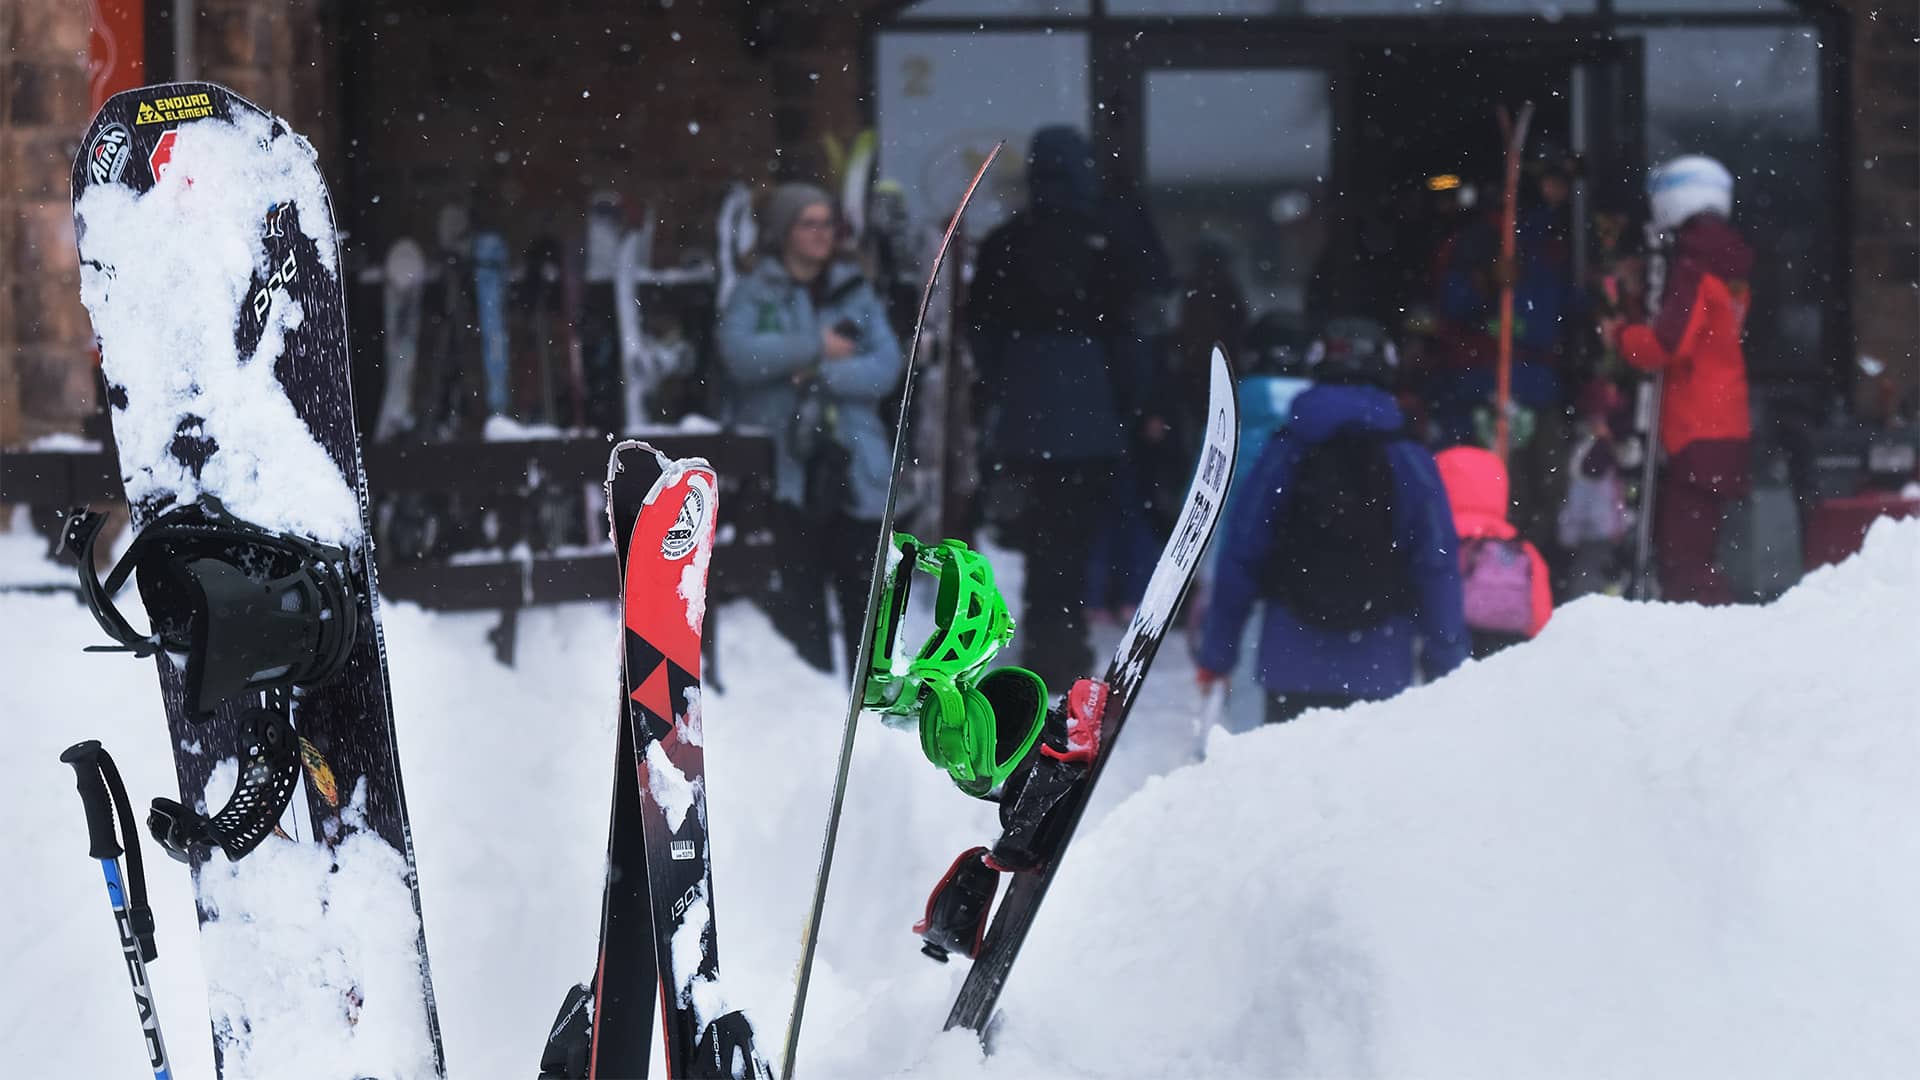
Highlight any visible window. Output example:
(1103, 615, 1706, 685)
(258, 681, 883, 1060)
(875, 31, 1092, 235)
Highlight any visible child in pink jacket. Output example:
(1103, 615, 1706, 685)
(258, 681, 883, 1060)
(1434, 446, 1554, 658)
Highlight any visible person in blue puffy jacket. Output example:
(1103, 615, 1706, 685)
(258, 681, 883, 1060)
(1195, 319, 1470, 725)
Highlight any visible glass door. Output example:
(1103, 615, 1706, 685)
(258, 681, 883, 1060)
(1140, 67, 1336, 324)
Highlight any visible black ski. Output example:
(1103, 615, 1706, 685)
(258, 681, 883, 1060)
(540, 453, 659, 1080)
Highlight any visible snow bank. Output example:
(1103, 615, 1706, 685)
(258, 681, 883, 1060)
(7, 517, 1918, 1078)
(991, 516, 1920, 1078)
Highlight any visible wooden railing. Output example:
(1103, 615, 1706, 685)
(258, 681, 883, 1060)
(1, 432, 777, 664)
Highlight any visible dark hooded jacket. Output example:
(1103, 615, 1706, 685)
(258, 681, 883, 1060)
(966, 126, 1151, 462)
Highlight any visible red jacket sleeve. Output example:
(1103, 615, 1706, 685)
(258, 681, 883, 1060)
(1620, 252, 1709, 373)
(1526, 542, 1553, 638)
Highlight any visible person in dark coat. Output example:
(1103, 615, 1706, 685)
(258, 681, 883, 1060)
(1195, 319, 1470, 725)
(967, 125, 1156, 691)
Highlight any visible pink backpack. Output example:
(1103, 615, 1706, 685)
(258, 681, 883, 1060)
(1460, 537, 1535, 636)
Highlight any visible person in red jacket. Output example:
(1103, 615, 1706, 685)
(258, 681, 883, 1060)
(1603, 155, 1753, 605)
(1434, 446, 1553, 658)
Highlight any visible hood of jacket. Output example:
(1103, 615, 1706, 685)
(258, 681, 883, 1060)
(1434, 445, 1516, 539)
(1026, 125, 1099, 217)
(1673, 213, 1754, 283)
(1285, 383, 1406, 446)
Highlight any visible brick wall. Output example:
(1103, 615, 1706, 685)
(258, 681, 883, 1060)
(1, 0, 94, 445)
(345, 0, 870, 267)
(1846, 0, 1919, 397)
(0, 0, 331, 448)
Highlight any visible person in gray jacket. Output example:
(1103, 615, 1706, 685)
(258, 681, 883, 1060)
(715, 182, 905, 673)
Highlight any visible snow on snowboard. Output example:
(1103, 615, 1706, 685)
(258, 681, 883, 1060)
(64, 83, 442, 1078)
(541, 442, 770, 1080)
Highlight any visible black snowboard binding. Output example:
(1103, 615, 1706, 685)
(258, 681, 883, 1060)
(65, 498, 357, 717)
(66, 499, 357, 861)
(915, 678, 1110, 961)
(147, 703, 302, 861)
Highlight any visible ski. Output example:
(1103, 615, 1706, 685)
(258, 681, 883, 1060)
(618, 441, 770, 1077)
(66, 82, 443, 1077)
(546, 442, 770, 1080)
(541, 446, 661, 1080)
(780, 143, 1003, 1079)
(931, 345, 1240, 1039)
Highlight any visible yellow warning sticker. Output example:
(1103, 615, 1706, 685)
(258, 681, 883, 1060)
(134, 93, 215, 125)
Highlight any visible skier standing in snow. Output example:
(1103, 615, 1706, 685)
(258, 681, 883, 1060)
(1194, 318, 1469, 724)
(716, 182, 904, 673)
(1600, 156, 1753, 606)
(966, 125, 1157, 690)
(1435, 445, 1554, 657)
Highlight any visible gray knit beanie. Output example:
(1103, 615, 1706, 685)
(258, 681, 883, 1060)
(759, 182, 834, 255)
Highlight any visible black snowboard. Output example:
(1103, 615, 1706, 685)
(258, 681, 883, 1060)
(70, 83, 443, 1077)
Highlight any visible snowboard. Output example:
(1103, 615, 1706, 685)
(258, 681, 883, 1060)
(714, 183, 755, 311)
(544, 442, 770, 1080)
(938, 345, 1240, 1039)
(375, 237, 425, 442)
(68, 83, 443, 1077)
(780, 142, 1004, 1078)
(473, 228, 511, 419)
(615, 223, 651, 431)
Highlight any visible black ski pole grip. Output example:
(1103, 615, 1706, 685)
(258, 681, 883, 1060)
(61, 741, 124, 860)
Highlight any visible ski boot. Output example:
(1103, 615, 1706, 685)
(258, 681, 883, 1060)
(537, 982, 593, 1079)
(64, 500, 358, 860)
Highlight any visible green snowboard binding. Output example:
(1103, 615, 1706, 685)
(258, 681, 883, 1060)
(866, 534, 1046, 798)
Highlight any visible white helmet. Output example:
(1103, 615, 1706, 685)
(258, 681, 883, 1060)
(1648, 155, 1733, 232)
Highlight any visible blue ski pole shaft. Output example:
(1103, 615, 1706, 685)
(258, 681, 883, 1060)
(61, 741, 172, 1080)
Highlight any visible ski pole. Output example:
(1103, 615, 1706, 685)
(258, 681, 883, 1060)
(1493, 101, 1534, 465)
(1631, 373, 1664, 601)
(60, 740, 172, 1080)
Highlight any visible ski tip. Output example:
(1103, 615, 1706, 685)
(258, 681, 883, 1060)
(610, 439, 713, 478)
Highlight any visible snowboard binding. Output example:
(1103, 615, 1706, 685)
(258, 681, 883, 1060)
(65, 499, 358, 717)
(915, 678, 1110, 960)
(914, 846, 1000, 962)
(147, 702, 302, 861)
(866, 534, 1045, 798)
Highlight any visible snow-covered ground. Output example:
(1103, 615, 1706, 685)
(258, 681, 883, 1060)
(4, 515, 1917, 1078)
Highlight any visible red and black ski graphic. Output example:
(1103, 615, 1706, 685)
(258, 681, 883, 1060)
(547, 443, 768, 1080)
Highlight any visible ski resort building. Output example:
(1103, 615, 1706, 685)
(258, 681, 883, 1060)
(3, 0, 1915, 586)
